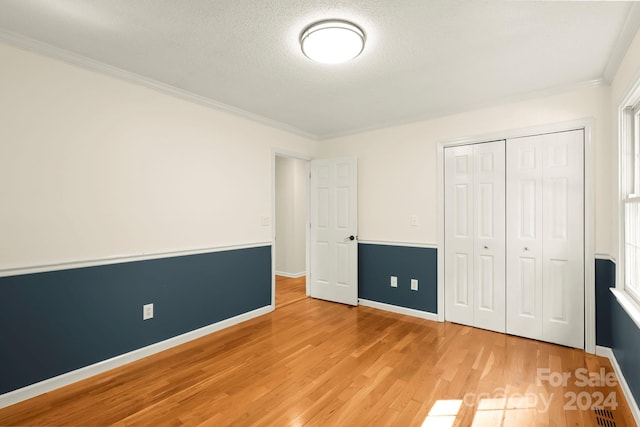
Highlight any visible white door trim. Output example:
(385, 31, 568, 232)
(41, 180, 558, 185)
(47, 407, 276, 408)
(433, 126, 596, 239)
(271, 149, 313, 307)
(437, 118, 596, 353)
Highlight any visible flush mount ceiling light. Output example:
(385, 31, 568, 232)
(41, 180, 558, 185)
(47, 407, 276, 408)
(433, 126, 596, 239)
(300, 20, 366, 64)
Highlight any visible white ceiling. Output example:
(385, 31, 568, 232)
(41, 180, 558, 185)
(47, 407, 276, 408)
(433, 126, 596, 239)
(0, 0, 638, 139)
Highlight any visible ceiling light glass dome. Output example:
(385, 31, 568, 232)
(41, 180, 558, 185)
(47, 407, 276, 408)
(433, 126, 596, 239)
(300, 20, 365, 64)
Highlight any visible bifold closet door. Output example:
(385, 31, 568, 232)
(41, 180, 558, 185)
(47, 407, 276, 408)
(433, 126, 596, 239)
(445, 141, 506, 332)
(506, 130, 584, 348)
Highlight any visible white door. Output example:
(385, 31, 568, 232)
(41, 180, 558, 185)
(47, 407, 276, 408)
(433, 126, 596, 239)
(445, 141, 505, 331)
(506, 130, 584, 348)
(309, 157, 358, 306)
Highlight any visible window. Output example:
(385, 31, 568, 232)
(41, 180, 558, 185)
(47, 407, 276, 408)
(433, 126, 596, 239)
(622, 105, 640, 304)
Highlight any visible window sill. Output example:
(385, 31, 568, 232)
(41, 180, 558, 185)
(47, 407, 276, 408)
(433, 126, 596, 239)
(610, 288, 640, 330)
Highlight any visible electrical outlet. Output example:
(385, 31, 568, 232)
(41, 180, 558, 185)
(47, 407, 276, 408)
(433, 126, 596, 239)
(411, 279, 418, 291)
(143, 303, 154, 320)
(391, 276, 398, 288)
(410, 215, 419, 227)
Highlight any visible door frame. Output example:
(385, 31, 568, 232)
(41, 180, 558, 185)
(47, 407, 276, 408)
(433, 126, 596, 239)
(436, 118, 596, 353)
(271, 149, 312, 308)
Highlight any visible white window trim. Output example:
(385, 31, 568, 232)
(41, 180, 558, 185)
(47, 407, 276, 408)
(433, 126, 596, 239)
(611, 288, 640, 330)
(616, 78, 640, 324)
(623, 195, 640, 303)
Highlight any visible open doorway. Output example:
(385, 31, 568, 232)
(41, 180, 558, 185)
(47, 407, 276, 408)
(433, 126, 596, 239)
(274, 155, 308, 308)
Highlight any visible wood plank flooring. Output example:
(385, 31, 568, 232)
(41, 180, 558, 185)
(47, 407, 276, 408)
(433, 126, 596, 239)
(275, 275, 307, 308)
(0, 281, 636, 426)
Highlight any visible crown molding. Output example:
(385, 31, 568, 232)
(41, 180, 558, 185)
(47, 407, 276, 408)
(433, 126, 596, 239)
(603, 3, 640, 83)
(0, 28, 612, 143)
(0, 30, 318, 141)
(318, 78, 606, 141)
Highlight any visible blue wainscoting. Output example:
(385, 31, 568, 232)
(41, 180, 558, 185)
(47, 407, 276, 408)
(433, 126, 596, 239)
(358, 243, 437, 313)
(595, 258, 615, 348)
(595, 257, 640, 410)
(611, 296, 640, 408)
(0, 245, 271, 395)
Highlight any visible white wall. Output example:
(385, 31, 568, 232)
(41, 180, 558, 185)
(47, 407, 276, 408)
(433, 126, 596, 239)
(0, 41, 316, 271)
(1, 35, 623, 271)
(316, 85, 612, 255)
(275, 156, 307, 276)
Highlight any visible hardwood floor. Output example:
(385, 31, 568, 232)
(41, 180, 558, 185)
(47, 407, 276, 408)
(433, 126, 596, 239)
(275, 275, 307, 308)
(0, 288, 636, 426)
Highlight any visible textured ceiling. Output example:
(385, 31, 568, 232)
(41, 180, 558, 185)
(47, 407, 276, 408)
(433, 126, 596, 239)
(0, 0, 638, 139)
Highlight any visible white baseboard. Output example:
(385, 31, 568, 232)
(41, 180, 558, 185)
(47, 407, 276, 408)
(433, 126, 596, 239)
(596, 345, 640, 424)
(274, 271, 306, 279)
(358, 299, 438, 322)
(0, 305, 273, 410)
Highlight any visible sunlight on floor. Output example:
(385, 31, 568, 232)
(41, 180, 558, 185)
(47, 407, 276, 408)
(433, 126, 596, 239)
(421, 400, 462, 427)
(471, 395, 540, 426)
(422, 394, 541, 426)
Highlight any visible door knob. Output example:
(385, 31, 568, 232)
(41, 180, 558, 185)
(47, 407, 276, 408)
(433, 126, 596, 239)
(345, 235, 356, 241)
(524, 247, 529, 251)
(483, 245, 489, 249)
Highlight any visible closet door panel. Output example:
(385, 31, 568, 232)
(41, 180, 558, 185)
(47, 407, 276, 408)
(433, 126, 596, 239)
(473, 141, 506, 333)
(506, 136, 544, 341)
(445, 145, 475, 326)
(541, 130, 584, 348)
